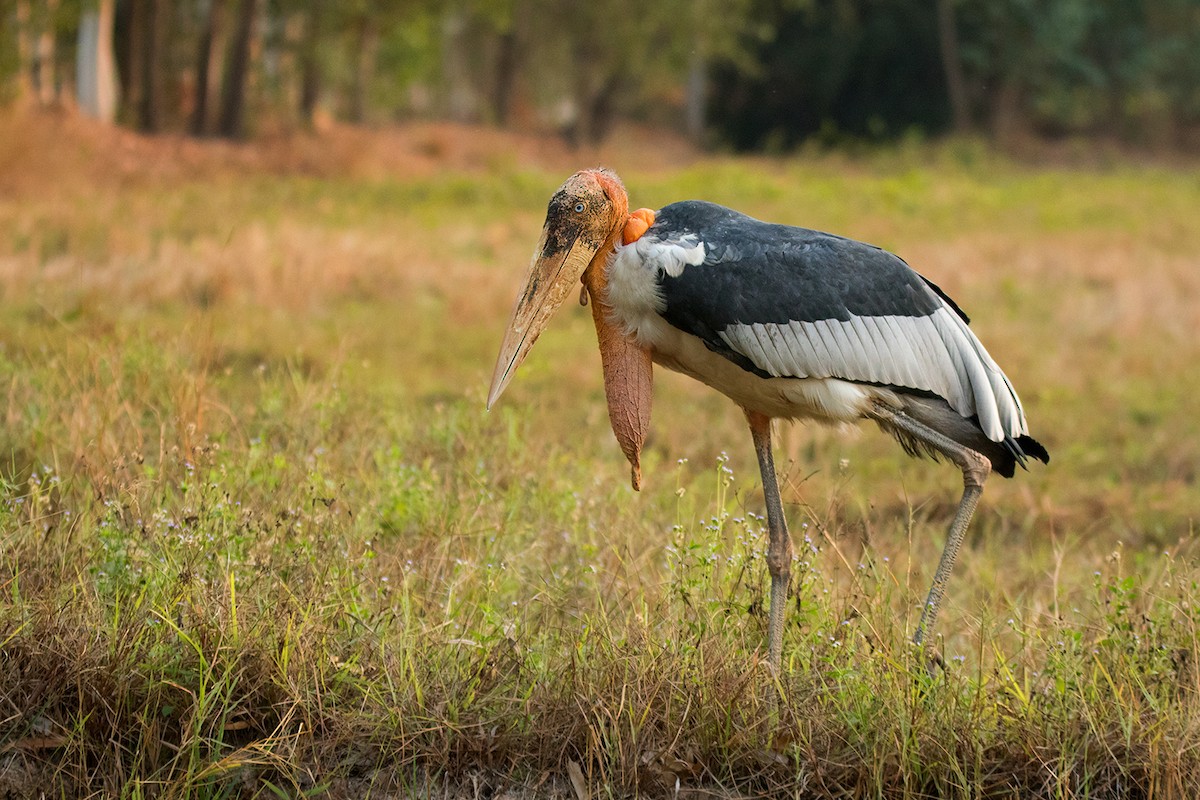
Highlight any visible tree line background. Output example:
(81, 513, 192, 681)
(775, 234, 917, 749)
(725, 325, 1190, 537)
(4, 0, 1200, 150)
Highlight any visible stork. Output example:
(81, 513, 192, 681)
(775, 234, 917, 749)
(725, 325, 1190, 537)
(487, 169, 1048, 671)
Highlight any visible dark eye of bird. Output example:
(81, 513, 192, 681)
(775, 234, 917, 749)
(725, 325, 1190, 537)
(574, 203, 585, 213)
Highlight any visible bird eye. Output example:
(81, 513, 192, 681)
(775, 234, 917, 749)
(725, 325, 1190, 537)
(574, 202, 585, 213)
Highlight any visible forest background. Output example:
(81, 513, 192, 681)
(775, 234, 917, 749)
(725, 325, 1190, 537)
(7, 0, 1200, 152)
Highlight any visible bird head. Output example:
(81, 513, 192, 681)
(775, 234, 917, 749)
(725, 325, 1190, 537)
(487, 168, 629, 409)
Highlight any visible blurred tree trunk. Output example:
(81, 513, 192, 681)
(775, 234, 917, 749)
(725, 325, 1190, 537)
(120, 0, 144, 120)
(298, 1, 323, 127)
(136, 0, 167, 132)
(936, 0, 970, 132)
(490, 26, 518, 126)
(348, 13, 379, 124)
(684, 52, 706, 142)
(217, 0, 256, 138)
(990, 80, 1023, 147)
(76, 0, 118, 122)
(441, 8, 477, 122)
(587, 71, 621, 145)
(567, 68, 621, 147)
(34, 0, 59, 105)
(191, 0, 226, 136)
(13, 0, 35, 101)
(14, 0, 35, 102)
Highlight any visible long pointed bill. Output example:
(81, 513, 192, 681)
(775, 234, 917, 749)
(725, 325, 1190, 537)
(487, 225, 599, 409)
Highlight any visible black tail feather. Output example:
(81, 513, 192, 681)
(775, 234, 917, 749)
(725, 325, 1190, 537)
(1006, 434, 1050, 476)
(887, 392, 1050, 479)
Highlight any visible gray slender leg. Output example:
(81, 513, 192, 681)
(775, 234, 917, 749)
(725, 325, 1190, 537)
(746, 410, 793, 672)
(869, 405, 991, 652)
(914, 483, 983, 648)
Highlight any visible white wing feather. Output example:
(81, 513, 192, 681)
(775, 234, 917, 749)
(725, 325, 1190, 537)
(721, 304, 1030, 442)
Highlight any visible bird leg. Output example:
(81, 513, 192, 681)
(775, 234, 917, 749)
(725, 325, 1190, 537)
(870, 404, 991, 654)
(745, 410, 793, 672)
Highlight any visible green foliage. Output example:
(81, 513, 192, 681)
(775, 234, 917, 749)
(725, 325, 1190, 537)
(710, 0, 1200, 148)
(957, 0, 1200, 137)
(710, 0, 951, 148)
(6, 0, 1197, 148)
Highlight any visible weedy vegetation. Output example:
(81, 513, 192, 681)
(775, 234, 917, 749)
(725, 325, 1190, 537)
(1, 115, 1199, 798)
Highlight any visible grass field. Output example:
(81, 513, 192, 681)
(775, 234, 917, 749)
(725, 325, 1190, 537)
(2, 114, 1199, 798)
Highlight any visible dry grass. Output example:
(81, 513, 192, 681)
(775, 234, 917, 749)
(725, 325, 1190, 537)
(1, 109, 1199, 798)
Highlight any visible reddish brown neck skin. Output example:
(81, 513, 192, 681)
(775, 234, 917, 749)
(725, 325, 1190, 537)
(574, 173, 653, 490)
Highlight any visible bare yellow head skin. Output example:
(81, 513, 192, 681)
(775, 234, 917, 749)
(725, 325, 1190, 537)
(488, 169, 655, 490)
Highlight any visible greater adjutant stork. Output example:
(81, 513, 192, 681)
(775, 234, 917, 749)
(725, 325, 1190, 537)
(488, 169, 1048, 670)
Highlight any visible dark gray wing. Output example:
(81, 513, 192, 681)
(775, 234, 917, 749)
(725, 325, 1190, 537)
(642, 200, 1026, 441)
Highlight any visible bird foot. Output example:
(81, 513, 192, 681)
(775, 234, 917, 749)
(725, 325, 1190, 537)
(925, 647, 946, 678)
(910, 636, 947, 680)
